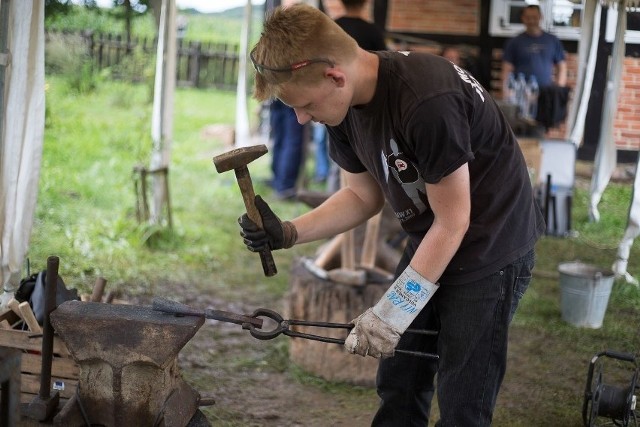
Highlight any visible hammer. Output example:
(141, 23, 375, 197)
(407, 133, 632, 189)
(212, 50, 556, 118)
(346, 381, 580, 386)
(213, 144, 277, 276)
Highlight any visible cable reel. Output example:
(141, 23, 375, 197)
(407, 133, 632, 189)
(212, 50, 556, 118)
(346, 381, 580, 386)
(583, 350, 639, 427)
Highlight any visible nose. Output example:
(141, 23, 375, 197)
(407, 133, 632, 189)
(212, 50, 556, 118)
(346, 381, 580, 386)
(293, 108, 312, 125)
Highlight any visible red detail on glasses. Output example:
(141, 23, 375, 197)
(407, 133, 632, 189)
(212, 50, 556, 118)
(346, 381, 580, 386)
(290, 60, 312, 71)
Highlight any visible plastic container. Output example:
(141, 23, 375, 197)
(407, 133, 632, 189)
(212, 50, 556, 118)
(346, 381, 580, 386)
(558, 262, 615, 329)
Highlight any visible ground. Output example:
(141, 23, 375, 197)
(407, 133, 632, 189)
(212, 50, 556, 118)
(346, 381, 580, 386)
(134, 283, 380, 427)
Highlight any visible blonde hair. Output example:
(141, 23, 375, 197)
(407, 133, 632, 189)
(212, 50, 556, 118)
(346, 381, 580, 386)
(252, 4, 359, 100)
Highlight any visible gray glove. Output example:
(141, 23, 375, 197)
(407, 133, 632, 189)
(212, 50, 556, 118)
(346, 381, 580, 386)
(345, 265, 439, 358)
(238, 195, 297, 252)
(345, 309, 401, 358)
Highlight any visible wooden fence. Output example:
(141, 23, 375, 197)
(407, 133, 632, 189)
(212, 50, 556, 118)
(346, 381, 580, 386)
(46, 30, 241, 90)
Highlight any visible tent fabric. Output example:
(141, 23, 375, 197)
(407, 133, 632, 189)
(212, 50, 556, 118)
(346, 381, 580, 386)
(586, 0, 639, 284)
(0, 0, 45, 298)
(612, 160, 640, 285)
(565, 0, 601, 147)
(588, 2, 625, 223)
(149, 0, 176, 224)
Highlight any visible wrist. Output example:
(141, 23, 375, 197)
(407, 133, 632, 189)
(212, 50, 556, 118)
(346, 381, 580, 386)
(281, 221, 297, 249)
(372, 265, 439, 333)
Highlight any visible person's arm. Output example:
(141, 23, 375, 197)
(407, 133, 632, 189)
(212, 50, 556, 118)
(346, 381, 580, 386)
(501, 61, 515, 100)
(555, 60, 567, 87)
(238, 169, 385, 253)
(409, 162, 471, 282)
(293, 169, 385, 243)
(344, 163, 471, 358)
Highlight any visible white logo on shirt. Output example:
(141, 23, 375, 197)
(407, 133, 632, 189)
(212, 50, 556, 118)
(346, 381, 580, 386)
(453, 64, 485, 102)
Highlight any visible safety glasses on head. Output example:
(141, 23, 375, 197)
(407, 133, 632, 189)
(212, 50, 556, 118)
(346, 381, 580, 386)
(250, 47, 334, 83)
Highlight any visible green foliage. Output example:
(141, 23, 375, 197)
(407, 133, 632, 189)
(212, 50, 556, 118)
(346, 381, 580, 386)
(45, 3, 263, 46)
(45, 32, 100, 94)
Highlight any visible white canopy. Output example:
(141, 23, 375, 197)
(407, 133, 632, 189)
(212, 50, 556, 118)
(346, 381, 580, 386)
(568, 0, 639, 285)
(0, 0, 45, 306)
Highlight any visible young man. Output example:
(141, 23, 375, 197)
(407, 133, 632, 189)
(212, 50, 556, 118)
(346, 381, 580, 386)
(239, 4, 544, 425)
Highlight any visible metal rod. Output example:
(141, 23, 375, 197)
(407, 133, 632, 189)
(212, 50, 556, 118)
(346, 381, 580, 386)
(39, 256, 59, 399)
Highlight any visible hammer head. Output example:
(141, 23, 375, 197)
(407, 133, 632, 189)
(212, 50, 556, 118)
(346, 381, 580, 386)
(213, 144, 268, 173)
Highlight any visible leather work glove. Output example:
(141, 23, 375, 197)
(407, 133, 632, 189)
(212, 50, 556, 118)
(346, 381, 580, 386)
(344, 265, 439, 358)
(238, 195, 297, 252)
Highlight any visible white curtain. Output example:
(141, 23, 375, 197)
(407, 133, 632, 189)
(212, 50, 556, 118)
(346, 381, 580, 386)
(565, 0, 601, 147)
(588, 0, 627, 223)
(0, 0, 45, 304)
(150, 0, 176, 224)
(588, 0, 639, 285)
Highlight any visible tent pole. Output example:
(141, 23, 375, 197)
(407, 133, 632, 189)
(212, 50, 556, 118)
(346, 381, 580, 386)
(0, 0, 11, 153)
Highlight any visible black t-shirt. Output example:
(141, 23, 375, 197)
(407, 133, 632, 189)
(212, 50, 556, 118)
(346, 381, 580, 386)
(328, 51, 544, 285)
(335, 17, 386, 51)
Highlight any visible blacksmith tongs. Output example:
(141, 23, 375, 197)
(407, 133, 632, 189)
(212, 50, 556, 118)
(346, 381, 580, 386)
(152, 297, 439, 359)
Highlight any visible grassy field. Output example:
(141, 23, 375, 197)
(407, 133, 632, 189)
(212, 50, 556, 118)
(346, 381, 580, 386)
(29, 73, 640, 425)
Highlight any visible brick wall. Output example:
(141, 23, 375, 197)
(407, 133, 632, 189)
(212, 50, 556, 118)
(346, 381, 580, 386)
(614, 57, 640, 151)
(387, 0, 480, 35)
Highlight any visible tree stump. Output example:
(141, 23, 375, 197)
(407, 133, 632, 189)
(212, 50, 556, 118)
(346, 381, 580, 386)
(287, 259, 388, 386)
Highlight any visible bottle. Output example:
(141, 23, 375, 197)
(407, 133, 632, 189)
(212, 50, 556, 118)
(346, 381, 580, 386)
(527, 75, 539, 121)
(516, 73, 527, 117)
(504, 72, 517, 105)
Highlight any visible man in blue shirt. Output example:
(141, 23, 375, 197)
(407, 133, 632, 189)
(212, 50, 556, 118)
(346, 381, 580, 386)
(501, 5, 567, 89)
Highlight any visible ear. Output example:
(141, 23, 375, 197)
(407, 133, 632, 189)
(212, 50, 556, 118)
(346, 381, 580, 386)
(325, 68, 346, 88)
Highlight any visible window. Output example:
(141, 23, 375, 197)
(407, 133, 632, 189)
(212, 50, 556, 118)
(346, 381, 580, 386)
(490, 0, 584, 41)
(606, 7, 640, 44)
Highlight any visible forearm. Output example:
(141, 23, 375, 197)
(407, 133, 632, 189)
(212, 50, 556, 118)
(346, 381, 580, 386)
(409, 217, 469, 283)
(293, 185, 384, 244)
(556, 61, 567, 87)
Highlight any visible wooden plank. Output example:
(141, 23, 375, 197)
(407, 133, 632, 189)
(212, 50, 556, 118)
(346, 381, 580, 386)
(0, 329, 70, 355)
(21, 353, 79, 379)
(20, 372, 76, 400)
(0, 307, 20, 325)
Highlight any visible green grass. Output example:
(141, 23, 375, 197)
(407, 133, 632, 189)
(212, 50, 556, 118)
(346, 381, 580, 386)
(45, 4, 264, 45)
(30, 74, 639, 426)
(33, 75, 312, 298)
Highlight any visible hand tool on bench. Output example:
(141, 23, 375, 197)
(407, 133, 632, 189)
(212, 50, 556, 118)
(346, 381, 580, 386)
(213, 144, 277, 277)
(322, 170, 366, 285)
(26, 255, 60, 421)
(359, 211, 394, 283)
(152, 297, 264, 329)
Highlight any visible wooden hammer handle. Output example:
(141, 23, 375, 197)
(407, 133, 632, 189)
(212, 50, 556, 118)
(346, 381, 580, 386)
(235, 166, 278, 277)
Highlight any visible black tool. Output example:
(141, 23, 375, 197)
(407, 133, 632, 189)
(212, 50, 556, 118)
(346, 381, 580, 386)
(152, 298, 439, 359)
(152, 297, 264, 329)
(244, 308, 439, 360)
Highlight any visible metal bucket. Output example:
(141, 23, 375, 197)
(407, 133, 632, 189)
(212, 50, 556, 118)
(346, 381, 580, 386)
(558, 262, 615, 329)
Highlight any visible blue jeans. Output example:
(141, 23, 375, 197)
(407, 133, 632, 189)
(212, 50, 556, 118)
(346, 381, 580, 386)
(269, 100, 304, 195)
(312, 122, 330, 181)
(372, 248, 535, 427)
